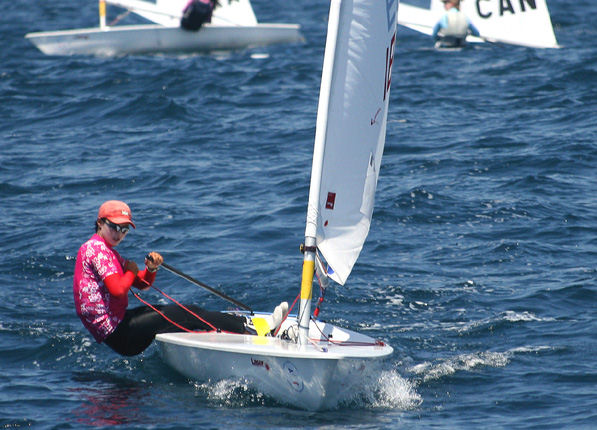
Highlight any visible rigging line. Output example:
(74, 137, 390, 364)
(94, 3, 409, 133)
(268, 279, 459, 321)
(296, 288, 310, 329)
(307, 335, 328, 352)
(313, 268, 326, 317)
(134, 287, 381, 344)
(150, 284, 219, 331)
(315, 251, 326, 274)
(313, 250, 330, 318)
(132, 290, 211, 333)
(108, 9, 131, 26)
(150, 257, 253, 313)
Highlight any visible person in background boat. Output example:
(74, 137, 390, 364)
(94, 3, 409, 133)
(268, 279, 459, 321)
(180, 0, 217, 31)
(73, 200, 287, 356)
(432, 0, 480, 48)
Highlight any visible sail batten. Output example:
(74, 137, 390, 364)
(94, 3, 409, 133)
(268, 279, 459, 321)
(305, 0, 398, 286)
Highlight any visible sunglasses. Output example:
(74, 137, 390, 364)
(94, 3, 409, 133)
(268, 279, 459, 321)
(103, 219, 130, 234)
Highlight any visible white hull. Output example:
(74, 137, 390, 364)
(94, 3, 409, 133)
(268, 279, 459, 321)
(155, 315, 393, 410)
(25, 23, 303, 56)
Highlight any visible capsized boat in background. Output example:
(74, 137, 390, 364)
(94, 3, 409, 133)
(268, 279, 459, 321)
(25, 0, 303, 56)
(398, 0, 559, 49)
(155, 0, 399, 410)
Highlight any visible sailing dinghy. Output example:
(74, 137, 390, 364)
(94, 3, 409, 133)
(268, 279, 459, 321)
(25, 0, 303, 56)
(398, 0, 559, 49)
(155, 0, 399, 410)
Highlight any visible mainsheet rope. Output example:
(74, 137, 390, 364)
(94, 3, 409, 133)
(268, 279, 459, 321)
(132, 287, 218, 332)
(133, 291, 218, 333)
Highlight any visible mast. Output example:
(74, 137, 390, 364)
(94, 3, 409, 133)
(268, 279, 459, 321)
(99, 0, 107, 28)
(299, 0, 342, 347)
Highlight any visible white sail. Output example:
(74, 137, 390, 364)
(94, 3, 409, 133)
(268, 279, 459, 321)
(107, 0, 258, 27)
(306, 0, 398, 285)
(396, 2, 436, 36)
(398, 0, 559, 49)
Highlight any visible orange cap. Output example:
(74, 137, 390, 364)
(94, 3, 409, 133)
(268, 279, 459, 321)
(97, 200, 136, 228)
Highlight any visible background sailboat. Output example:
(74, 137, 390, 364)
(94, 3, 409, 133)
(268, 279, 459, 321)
(155, 0, 399, 410)
(25, 0, 303, 56)
(398, 0, 559, 49)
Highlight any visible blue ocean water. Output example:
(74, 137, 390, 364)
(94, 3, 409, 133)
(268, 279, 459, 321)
(1, 0, 596, 428)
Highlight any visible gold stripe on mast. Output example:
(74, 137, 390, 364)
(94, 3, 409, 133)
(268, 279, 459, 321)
(99, 0, 107, 28)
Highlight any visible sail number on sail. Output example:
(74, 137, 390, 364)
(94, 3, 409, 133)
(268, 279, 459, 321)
(476, 0, 540, 19)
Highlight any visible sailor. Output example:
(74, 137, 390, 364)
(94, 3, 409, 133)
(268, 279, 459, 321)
(432, 0, 480, 48)
(180, 0, 217, 31)
(73, 200, 287, 356)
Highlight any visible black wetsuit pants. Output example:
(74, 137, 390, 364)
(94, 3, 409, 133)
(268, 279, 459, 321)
(104, 304, 246, 356)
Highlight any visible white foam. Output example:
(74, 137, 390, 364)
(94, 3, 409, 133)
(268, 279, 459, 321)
(503, 310, 554, 322)
(410, 351, 510, 382)
(368, 369, 423, 409)
(509, 345, 553, 354)
(194, 378, 266, 407)
(191, 369, 422, 410)
(250, 53, 270, 59)
(446, 310, 556, 334)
